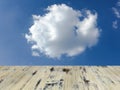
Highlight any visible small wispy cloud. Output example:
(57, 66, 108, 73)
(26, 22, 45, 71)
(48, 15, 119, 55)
(112, 0, 120, 29)
(25, 4, 100, 58)
(112, 7, 120, 18)
(112, 20, 118, 29)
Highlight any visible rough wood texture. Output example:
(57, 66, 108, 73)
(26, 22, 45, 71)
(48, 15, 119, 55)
(0, 66, 120, 90)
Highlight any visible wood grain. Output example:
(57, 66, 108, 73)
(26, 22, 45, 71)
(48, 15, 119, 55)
(0, 66, 120, 90)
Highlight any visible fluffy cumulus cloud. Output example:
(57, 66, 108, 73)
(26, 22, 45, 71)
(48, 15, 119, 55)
(112, 0, 120, 29)
(25, 4, 100, 58)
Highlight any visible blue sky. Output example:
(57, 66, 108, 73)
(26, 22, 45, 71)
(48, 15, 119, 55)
(0, 0, 120, 65)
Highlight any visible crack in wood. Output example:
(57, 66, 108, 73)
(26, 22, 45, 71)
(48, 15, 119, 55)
(34, 79, 41, 90)
(32, 71, 37, 76)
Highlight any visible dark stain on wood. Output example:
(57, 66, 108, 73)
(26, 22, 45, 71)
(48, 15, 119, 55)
(62, 68, 70, 74)
(35, 79, 41, 90)
(32, 71, 37, 76)
(50, 67, 55, 72)
(0, 79, 3, 83)
(83, 76, 90, 84)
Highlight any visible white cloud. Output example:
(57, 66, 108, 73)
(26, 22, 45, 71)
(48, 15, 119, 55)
(32, 51, 40, 56)
(25, 4, 100, 58)
(117, 0, 120, 6)
(112, 7, 120, 18)
(112, 0, 120, 29)
(112, 20, 118, 29)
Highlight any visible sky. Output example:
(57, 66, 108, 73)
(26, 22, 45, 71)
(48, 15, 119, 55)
(0, 0, 120, 65)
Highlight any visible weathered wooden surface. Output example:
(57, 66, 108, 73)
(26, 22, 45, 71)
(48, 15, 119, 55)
(0, 66, 120, 90)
